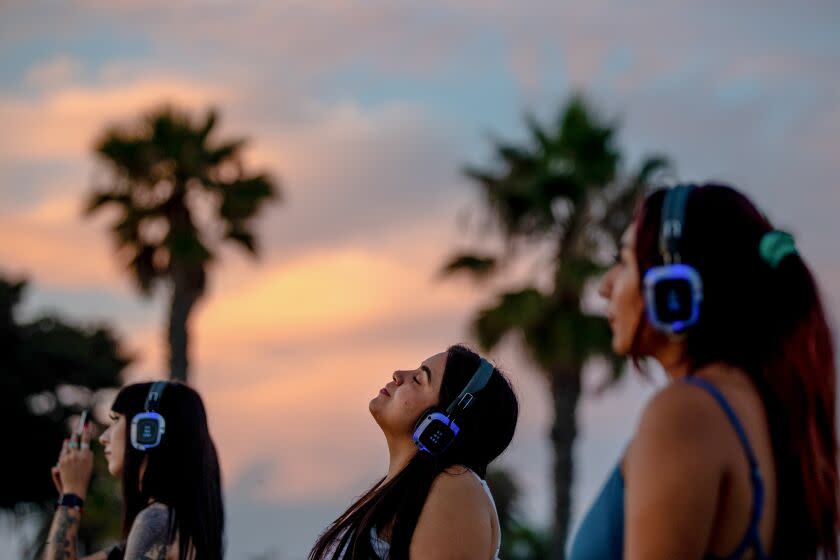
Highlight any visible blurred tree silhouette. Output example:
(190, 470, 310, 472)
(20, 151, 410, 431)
(0, 276, 128, 556)
(443, 95, 671, 558)
(86, 106, 280, 382)
(486, 469, 550, 560)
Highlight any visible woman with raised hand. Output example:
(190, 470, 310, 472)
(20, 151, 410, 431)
(569, 183, 838, 560)
(44, 381, 224, 560)
(309, 344, 519, 560)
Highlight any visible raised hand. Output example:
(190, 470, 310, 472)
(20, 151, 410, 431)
(57, 423, 94, 500)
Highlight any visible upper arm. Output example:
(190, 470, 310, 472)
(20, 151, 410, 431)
(123, 504, 172, 560)
(79, 552, 110, 560)
(410, 470, 493, 560)
(624, 385, 726, 560)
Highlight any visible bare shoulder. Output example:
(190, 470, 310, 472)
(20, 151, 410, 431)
(410, 466, 493, 558)
(630, 380, 730, 464)
(641, 379, 728, 432)
(431, 466, 488, 505)
(622, 372, 759, 558)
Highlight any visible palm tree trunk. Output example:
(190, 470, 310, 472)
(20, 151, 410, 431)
(168, 279, 200, 383)
(549, 367, 581, 560)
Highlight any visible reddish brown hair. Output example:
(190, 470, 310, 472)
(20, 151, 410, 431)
(634, 184, 838, 560)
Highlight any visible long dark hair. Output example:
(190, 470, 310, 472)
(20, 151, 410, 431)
(308, 344, 519, 560)
(111, 381, 224, 560)
(634, 183, 838, 560)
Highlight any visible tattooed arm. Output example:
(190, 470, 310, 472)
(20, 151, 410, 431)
(123, 503, 173, 560)
(44, 505, 82, 560)
(42, 505, 113, 560)
(42, 501, 170, 560)
(45, 420, 99, 559)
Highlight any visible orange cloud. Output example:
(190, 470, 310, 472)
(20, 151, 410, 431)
(194, 245, 473, 350)
(0, 192, 122, 286)
(0, 61, 548, 510)
(1, 76, 230, 162)
(200, 347, 397, 500)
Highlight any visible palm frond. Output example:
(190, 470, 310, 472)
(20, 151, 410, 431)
(473, 288, 547, 351)
(84, 192, 132, 216)
(439, 253, 498, 281)
(225, 226, 257, 255)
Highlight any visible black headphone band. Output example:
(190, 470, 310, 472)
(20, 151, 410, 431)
(144, 381, 168, 413)
(660, 184, 695, 264)
(444, 358, 494, 417)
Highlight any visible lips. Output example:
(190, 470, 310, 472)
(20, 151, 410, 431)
(380, 387, 390, 396)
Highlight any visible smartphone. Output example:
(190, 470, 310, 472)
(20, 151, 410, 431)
(76, 410, 89, 436)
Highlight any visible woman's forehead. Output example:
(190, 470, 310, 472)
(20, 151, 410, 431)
(422, 352, 448, 380)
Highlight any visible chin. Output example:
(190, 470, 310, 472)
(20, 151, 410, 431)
(611, 334, 631, 356)
(369, 396, 384, 417)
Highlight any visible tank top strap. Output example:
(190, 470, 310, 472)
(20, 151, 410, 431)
(683, 376, 768, 560)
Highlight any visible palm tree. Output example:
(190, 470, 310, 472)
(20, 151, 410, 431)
(486, 468, 551, 560)
(86, 106, 280, 383)
(442, 95, 670, 558)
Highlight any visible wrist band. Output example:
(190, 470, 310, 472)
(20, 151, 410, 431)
(56, 493, 84, 510)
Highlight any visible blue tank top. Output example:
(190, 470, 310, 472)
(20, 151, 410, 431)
(568, 376, 769, 560)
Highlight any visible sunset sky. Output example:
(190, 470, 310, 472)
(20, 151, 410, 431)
(3, 1, 839, 557)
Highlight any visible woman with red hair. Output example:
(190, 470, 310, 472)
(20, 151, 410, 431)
(570, 183, 838, 559)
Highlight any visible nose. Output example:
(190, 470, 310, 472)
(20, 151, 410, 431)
(598, 267, 615, 300)
(99, 427, 109, 446)
(392, 370, 406, 385)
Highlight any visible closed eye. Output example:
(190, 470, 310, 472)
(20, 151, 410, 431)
(413, 376, 421, 384)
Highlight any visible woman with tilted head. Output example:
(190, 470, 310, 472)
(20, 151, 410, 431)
(309, 344, 519, 560)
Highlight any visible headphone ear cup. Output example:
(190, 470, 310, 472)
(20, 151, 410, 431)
(130, 411, 166, 451)
(413, 407, 437, 434)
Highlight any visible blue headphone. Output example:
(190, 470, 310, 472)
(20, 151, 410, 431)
(642, 184, 704, 334)
(412, 358, 495, 456)
(130, 381, 168, 451)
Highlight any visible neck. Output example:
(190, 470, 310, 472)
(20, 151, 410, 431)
(654, 339, 691, 379)
(384, 434, 418, 483)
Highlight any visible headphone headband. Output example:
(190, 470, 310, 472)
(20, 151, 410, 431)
(412, 357, 496, 455)
(144, 381, 168, 413)
(444, 358, 494, 416)
(644, 183, 703, 335)
(131, 381, 168, 451)
(660, 184, 695, 264)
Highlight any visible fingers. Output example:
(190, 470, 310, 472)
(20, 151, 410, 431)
(57, 433, 95, 498)
(68, 429, 79, 451)
(60, 438, 69, 458)
(80, 422, 91, 449)
(51, 466, 63, 494)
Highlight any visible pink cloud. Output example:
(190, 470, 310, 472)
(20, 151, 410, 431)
(0, 192, 121, 286)
(1, 76, 231, 162)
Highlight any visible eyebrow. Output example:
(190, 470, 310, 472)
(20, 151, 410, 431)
(419, 364, 432, 383)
